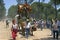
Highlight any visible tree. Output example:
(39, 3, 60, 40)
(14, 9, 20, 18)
(8, 5, 17, 18)
(31, 2, 56, 20)
(50, 0, 60, 19)
(57, 9, 60, 20)
(50, 0, 60, 5)
(0, 0, 6, 19)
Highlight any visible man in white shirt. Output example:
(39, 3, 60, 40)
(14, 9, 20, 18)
(26, 22, 31, 28)
(25, 19, 31, 38)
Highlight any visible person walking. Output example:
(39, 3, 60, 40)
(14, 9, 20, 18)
(25, 19, 31, 38)
(6, 19, 9, 28)
(46, 20, 51, 28)
(38, 20, 41, 28)
(11, 19, 18, 40)
(41, 19, 44, 31)
(57, 20, 60, 33)
(52, 20, 59, 39)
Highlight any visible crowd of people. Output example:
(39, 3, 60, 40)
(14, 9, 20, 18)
(10, 18, 38, 40)
(5, 18, 60, 40)
(38, 19, 60, 39)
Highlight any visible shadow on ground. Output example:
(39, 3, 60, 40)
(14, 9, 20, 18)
(33, 37, 60, 40)
(9, 39, 13, 40)
(41, 37, 60, 40)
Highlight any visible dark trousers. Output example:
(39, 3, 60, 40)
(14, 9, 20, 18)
(41, 25, 43, 31)
(47, 24, 50, 28)
(6, 23, 9, 28)
(25, 28, 30, 38)
(53, 30, 59, 39)
(58, 26, 60, 32)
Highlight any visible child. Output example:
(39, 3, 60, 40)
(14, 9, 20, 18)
(11, 19, 18, 40)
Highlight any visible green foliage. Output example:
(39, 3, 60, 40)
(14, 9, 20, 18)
(50, 0, 60, 5)
(57, 9, 60, 20)
(31, 2, 56, 20)
(8, 1, 60, 20)
(0, 0, 6, 19)
(8, 5, 17, 18)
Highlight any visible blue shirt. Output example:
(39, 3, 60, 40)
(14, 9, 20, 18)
(57, 20, 60, 26)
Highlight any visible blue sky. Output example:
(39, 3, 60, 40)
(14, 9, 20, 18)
(4, 0, 50, 10)
(4, 0, 17, 10)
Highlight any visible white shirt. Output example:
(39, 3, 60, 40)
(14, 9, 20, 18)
(12, 24, 18, 29)
(26, 22, 31, 28)
(41, 21, 44, 24)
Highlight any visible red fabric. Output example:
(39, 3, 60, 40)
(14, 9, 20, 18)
(12, 29, 17, 39)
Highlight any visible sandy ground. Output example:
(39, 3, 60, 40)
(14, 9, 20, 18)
(0, 21, 59, 40)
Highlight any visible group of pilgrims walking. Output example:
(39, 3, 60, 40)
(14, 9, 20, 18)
(11, 18, 38, 40)
(6, 18, 60, 40)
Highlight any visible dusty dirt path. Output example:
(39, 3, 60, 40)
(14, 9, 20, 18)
(0, 21, 53, 40)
